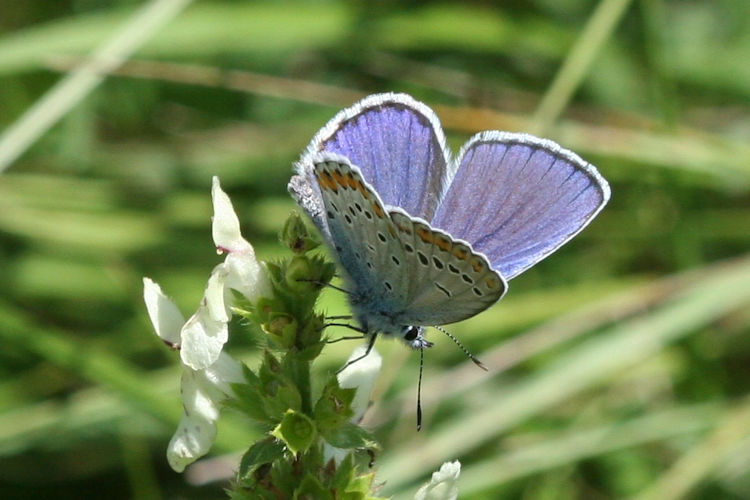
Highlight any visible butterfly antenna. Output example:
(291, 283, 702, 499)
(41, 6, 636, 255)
(433, 325, 488, 371)
(416, 346, 424, 431)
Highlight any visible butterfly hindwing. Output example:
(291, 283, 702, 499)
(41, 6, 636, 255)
(389, 211, 506, 326)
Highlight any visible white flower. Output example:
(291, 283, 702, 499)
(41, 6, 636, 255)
(166, 352, 244, 472)
(143, 276, 183, 349)
(211, 176, 270, 301)
(177, 177, 270, 371)
(337, 344, 382, 423)
(323, 344, 382, 464)
(142, 177, 270, 472)
(143, 278, 245, 472)
(414, 461, 461, 500)
(179, 299, 228, 371)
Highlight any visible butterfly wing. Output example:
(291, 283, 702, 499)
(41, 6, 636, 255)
(300, 93, 451, 221)
(388, 210, 507, 326)
(311, 154, 412, 312)
(431, 132, 610, 280)
(288, 172, 331, 242)
(312, 154, 506, 328)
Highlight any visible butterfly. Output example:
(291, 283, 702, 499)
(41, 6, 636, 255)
(289, 93, 610, 369)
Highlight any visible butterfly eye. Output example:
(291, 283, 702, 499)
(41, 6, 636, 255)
(403, 326, 420, 341)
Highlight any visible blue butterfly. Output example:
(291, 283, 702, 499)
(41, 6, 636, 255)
(289, 93, 609, 366)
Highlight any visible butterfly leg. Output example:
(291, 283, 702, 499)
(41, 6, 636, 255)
(321, 282, 353, 295)
(323, 320, 367, 344)
(326, 335, 366, 344)
(336, 333, 378, 374)
(322, 321, 365, 333)
(296, 278, 353, 295)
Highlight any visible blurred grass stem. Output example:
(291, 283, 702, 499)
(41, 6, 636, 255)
(45, 56, 364, 108)
(0, 0, 193, 173)
(529, 0, 633, 135)
(634, 396, 750, 500)
(459, 403, 722, 496)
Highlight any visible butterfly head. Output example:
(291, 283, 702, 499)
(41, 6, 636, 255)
(351, 302, 433, 350)
(401, 325, 433, 350)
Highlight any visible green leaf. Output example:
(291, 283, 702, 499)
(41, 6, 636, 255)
(330, 449, 383, 500)
(259, 350, 282, 380)
(321, 422, 377, 450)
(297, 338, 326, 361)
(314, 378, 356, 433)
(229, 384, 272, 424)
(261, 382, 303, 422)
(295, 473, 333, 500)
(346, 473, 377, 500)
(310, 255, 337, 285)
(228, 364, 275, 424)
(331, 453, 356, 490)
(237, 438, 285, 483)
(285, 256, 316, 293)
(271, 409, 317, 455)
(263, 261, 284, 289)
(249, 351, 302, 421)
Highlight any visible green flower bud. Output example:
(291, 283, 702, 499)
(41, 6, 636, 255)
(285, 256, 314, 291)
(281, 213, 320, 253)
(271, 409, 317, 455)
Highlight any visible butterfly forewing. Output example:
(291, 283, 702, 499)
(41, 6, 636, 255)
(304, 94, 451, 221)
(431, 132, 610, 280)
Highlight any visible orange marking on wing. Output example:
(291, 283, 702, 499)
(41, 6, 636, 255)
(396, 221, 412, 235)
(435, 236, 451, 252)
(388, 224, 396, 237)
(332, 170, 347, 189)
(416, 227, 433, 244)
(486, 277, 498, 289)
(471, 258, 484, 273)
(372, 202, 385, 219)
(317, 170, 337, 192)
(345, 173, 358, 189)
(356, 181, 370, 199)
(453, 246, 469, 260)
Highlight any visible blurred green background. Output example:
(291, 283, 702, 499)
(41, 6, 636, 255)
(2, 0, 750, 498)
